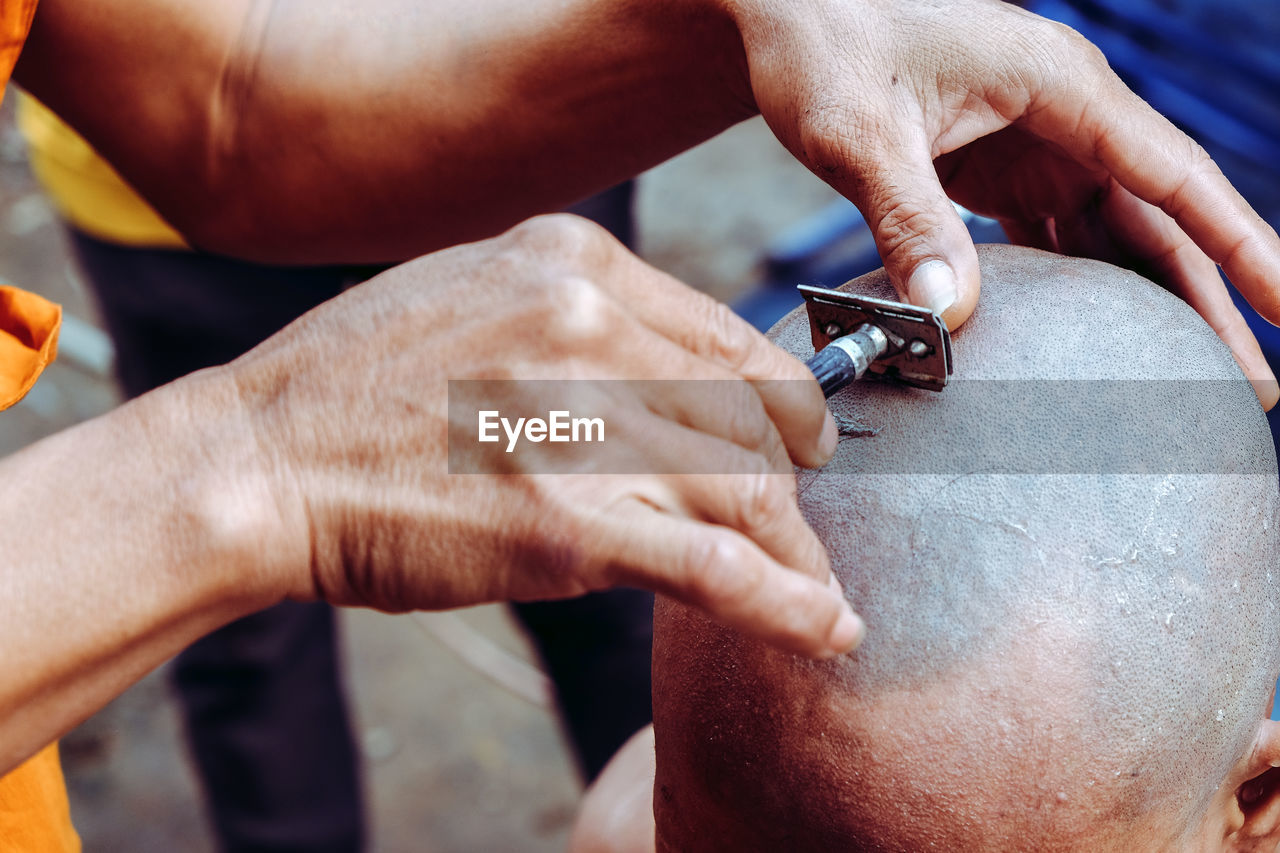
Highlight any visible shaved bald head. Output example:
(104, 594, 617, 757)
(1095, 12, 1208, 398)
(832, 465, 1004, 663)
(653, 246, 1280, 852)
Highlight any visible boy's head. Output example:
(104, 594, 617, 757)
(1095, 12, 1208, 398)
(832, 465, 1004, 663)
(653, 245, 1280, 852)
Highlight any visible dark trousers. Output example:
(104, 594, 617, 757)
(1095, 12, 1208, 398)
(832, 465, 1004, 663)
(72, 183, 650, 850)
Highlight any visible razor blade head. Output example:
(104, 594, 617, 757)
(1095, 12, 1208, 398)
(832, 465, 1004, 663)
(799, 285, 953, 392)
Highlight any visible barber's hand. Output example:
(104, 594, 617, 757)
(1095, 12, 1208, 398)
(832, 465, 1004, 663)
(726, 0, 1280, 406)
(229, 215, 861, 658)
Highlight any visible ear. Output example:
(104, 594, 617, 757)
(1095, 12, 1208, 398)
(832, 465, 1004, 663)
(1226, 719, 1280, 851)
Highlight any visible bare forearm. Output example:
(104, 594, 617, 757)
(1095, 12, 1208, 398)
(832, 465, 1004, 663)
(0, 370, 288, 773)
(15, 0, 750, 263)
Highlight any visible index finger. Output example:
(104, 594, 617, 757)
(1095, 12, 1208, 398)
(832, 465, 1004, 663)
(601, 502, 862, 659)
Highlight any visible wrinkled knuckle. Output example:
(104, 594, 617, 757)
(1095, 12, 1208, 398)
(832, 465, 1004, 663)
(697, 297, 754, 370)
(735, 472, 787, 535)
(1165, 137, 1222, 213)
(723, 392, 777, 460)
(523, 487, 599, 586)
(1039, 17, 1090, 55)
(1183, 138, 1217, 176)
(1077, 34, 1110, 75)
(872, 194, 946, 265)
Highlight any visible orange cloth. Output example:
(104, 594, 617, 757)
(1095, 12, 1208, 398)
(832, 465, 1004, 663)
(0, 284, 60, 411)
(0, 1, 36, 85)
(0, 1, 77, 850)
(0, 0, 60, 415)
(0, 745, 79, 853)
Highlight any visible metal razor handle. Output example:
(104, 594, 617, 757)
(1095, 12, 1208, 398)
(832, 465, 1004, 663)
(806, 323, 889, 398)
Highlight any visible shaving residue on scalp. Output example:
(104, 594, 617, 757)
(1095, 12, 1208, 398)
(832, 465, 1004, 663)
(835, 414, 881, 438)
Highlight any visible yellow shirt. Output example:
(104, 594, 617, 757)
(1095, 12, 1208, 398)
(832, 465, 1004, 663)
(0, 745, 78, 853)
(17, 95, 185, 249)
(0, 1, 79, 850)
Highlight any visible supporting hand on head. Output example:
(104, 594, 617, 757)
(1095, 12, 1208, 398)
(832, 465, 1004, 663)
(724, 0, 1280, 406)
(230, 215, 862, 659)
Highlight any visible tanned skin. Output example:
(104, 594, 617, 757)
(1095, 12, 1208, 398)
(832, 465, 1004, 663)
(5, 0, 1280, 775)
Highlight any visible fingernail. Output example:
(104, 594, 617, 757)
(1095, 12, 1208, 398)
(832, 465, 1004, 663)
(826, 603, 864, 654)
(907, 260, 958, 316)
(1250, 377, 1280, 411)
(827, 573, 843, 594)
(819, 413, 838, 459)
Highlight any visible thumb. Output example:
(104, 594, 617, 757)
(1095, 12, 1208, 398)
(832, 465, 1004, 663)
(845, 137, 982, 330)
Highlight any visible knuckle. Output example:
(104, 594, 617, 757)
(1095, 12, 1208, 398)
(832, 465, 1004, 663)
(1031, 16, 1071, 49)
(521, 482, 598, 580)
(1015, 17, 1106, 89)
(724, 390, 782, 460)
(684, 532, 762, 607)
(1162, 137, 1221, 215)
(696, 296, 756, 370)
(871, 193, 949, 266)
(1032, 17, 1091, 61)
(1181, 138, 1217, 180)
(1058, 22, 1108, 71)
(540, 275, 621, 350)
(504, 213, 612, 264)
(481, 243, 535, 294)
(734, 470, 787, 534)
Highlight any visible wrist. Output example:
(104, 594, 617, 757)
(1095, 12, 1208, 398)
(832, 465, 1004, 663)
(127, 364, 306, 610)
(0, 364, 298, 759)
